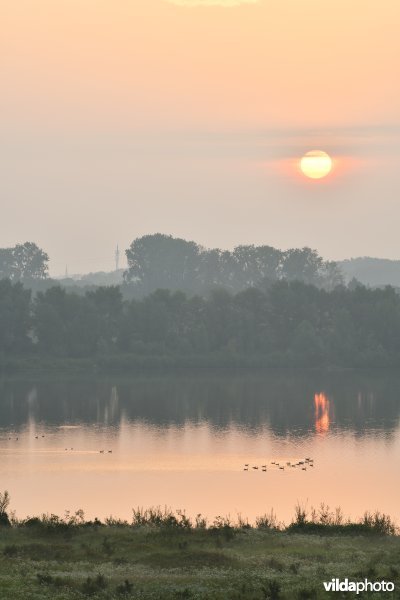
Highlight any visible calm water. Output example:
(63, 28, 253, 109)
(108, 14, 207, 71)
(1, 371, 399, 524)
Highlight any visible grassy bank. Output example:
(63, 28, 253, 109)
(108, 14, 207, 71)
(0, 507, 399, 599)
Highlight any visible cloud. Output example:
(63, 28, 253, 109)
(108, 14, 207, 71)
(165, 0, 258, 6)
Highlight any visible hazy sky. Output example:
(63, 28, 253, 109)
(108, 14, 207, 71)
(2, 0, 400, 275)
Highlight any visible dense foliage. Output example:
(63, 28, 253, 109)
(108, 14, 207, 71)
(2, 278, 400, 367)
(124, 234, 343, 295)
(0, 242, 49, 282)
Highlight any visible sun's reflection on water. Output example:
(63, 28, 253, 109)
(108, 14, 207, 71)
(314, 392, 331, 434)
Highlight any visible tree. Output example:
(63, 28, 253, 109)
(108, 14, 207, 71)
(281, 247, 324, 285)
(0, 490, 11, 527)
(0, 242, 48, 281)
(0, 249, 16, 280)
(321, 261, 344, 291)
(124, 234, 201, 295)
(0, 279, 32, 355)
(289, 320, 325, 366)
(86, 286, 123, 353)
(34, 287, 99, 357)
(13, 242, 49, 280)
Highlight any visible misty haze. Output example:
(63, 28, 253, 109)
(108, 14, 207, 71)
(1, 1, 400, 598)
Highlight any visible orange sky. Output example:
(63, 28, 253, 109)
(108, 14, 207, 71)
(1, 0, 400, 273)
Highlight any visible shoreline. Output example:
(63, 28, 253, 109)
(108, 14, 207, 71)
(2, 355, 400, 377)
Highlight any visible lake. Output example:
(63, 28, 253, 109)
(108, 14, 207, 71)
(0, 370, 399, 525)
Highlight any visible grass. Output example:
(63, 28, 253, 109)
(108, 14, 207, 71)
(0, 503, 399, 599)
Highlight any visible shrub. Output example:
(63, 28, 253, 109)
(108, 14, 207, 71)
(3, 545, 18, 558)
(116, 579, 134, 596)
(81, 574, 108, 596)
(256, 510, 279, 530)
(0, 491, 11, 527)
(261, 579, 281, 600)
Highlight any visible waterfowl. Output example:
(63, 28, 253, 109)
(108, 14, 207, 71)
(252, 466, 259, 470)
(100, 450, 104, 454)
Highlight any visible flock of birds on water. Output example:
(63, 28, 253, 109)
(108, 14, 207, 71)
(243, 458, 314, 472)
(7, 434, 113, 454)
(7, 436, 313, 468)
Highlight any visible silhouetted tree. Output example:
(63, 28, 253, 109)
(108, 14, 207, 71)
(34, 287, 99, 357)
(124, 234, 201, 294)
(0, 279, 32, 355)
(281, 247, 323, 286)
(0, 242, 48, 281)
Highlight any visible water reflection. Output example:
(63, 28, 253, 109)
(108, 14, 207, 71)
(0, 371, 399, 437)
(314, 392, 331, 434)
(1, 371, 400, 522)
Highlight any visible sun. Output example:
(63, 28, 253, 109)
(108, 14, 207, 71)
(300, 150, 332, 180)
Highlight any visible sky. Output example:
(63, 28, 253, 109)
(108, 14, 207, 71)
(1, 0, 400, 275)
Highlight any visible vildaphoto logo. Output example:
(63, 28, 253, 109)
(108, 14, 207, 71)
(323, 579, 395, 594)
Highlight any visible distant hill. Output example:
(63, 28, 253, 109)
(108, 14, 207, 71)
(339, 258, 400, 287)
(56, 270, 125, 287)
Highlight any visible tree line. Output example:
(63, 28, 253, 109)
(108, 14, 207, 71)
(0, 235, 344, 296)
(124, 234, 344, 295)
(2, 277, 400, 367)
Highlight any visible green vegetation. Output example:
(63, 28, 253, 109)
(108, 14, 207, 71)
(0, 234, 343, 296)
(124, 234, 343, 295)
(3, 277, 400, 369)
(3, 234, 400, 369)
(0, 242, 48, 282)
(0, 498, 399, 599)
